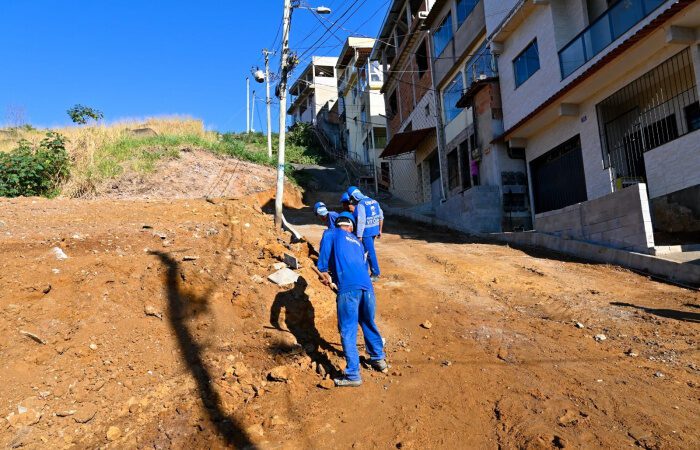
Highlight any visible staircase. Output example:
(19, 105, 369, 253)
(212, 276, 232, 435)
(311, 125, 376, 194)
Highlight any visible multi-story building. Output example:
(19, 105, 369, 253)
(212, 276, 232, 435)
(374, 0, 440, 205)
(425, 0, 533, 232)
(487, 0, 700, 251)
(287, 56, 339, 125)
(335, 37, 389, 191)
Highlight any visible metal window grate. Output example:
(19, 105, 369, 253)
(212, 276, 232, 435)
(596, 48, 699, 187)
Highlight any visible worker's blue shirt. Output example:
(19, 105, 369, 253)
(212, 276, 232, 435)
(317, 228, 373, 294)
(353, 197, 384, 238)
(326, 211, 339, 229)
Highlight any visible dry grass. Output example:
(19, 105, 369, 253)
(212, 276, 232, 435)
(0, 116, 326, 198)
(0, 117, 218, 197)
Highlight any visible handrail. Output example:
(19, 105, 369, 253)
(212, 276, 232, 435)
(558, 0, 667, 79)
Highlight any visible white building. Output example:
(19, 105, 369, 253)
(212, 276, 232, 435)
(336, 37, 388, 191)
(288, 56, 339, 125)
(487, 0, 700, 251)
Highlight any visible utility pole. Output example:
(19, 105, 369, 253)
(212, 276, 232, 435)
(263, 49, 274, 159)
(246, 77, 250, 133)
(251, 90, 256, 132)
(274, 0, 293, 228)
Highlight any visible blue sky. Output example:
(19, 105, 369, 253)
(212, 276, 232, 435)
(0, 0, 387, 132)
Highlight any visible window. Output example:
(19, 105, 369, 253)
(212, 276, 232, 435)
(459, 139, 470, 188)
(456, 0, 478, 27)
(388, 90, 398, 117)
(433, 13, 453, 57)
(442, 72, 464, 123)
(369, 60, 383, 83)
(416, 40, 429, 78)
(395, 5, 409, 48)
(381, 162, 391, 187)
(358, 66, 368, 91)
(596, 48, 698, 184)
(465, 41, 496, 88)
(373, 127, 387, 148)
(360, 105, 367, 125)
(513, 39, 540, 88)
(447, 150, 459, 190)
(685, 102, 700, 132)
(314, 65, 334, 77)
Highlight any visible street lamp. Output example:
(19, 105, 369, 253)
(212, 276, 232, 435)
(274, 1, 332, 229)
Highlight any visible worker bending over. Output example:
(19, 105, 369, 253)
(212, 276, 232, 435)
(314, 201, 339, 229)
(317, 212, 388, 387)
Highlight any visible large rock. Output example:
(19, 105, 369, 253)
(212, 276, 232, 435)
(267, 268, 299, 286)
(267, 366, 291, 382)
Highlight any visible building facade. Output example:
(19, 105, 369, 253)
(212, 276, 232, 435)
(335, 37, 389, 191)
(425, 0, 533, 232)
(287, 56, 339, 126)
(374, 0, 440, 206)
(489, 0, 700, 250)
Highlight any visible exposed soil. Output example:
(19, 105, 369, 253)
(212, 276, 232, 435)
(96, 149, 280, 200)
(0, 157, 698, 449)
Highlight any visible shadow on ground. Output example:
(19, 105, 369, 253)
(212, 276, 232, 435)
(269, 277, 342, 377)
(611, 301, 700, 323)
(151, 250, 257, 449)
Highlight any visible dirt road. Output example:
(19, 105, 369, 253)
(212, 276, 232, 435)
(282, 199, 699, 450)
(0, 172, 698, 448)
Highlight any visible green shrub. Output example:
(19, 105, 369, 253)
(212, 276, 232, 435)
(286, 122, 320, 150)
(0, 132, 70, 197)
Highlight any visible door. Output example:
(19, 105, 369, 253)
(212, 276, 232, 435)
(428, 151, 442, 210)
(530, 135, 587, 214)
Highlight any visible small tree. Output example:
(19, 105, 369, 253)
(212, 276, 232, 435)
(67, 104, 104, 125)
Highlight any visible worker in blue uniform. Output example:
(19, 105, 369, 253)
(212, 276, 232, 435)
(340, 192, 353, 213)
(314, 201, 339, 229)
(346, 186, 384, 281)
(317, 212, 388, 387)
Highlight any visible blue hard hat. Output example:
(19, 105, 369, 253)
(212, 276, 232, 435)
(340, 192, 350, 203)
(335, 211, 356, 227)
(347, 186, 365, 201)
(314, 201, 328, 216)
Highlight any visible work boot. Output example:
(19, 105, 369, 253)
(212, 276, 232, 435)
(334, 377, 362, 387)
(369, 359, 389, 373)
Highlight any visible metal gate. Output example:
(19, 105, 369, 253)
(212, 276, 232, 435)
(530, 135, 587, 214)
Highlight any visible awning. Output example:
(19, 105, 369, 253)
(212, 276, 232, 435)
(380, 127, 435, 158)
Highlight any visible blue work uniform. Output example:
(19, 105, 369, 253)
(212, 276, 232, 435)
(317, 228, 385, 381)
(326, 211, 339, 229)
(353, 197, 384, 276)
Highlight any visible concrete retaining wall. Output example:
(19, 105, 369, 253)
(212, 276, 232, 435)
(384, 204, 700, 287)
(490, 231, 700, 288)
(435, 185, 502, 233)
(535, 183, 654, 253)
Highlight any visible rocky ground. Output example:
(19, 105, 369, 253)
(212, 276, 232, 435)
(0, 156, 698, 449)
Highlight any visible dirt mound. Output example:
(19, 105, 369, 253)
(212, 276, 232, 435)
(94, 149, 289, 200)
(0, 190, 342, 448)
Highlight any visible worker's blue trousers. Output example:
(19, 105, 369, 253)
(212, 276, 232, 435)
(362, 235, 380, 276)
(336, 289, 385, 381)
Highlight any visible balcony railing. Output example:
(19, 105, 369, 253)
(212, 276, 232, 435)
(558, 0, 667, 79)
(465, 46, 498, 91)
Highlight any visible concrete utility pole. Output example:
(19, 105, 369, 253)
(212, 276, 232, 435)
(263, 49, 274, 159)
(251, 90, 256, 132)
(274, 0, 293, 228)
(246, 77, 250, 133)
